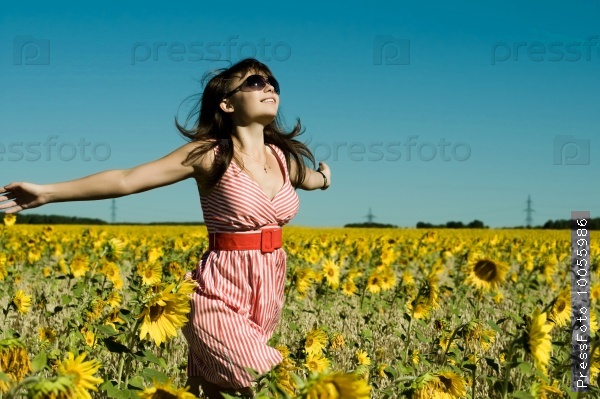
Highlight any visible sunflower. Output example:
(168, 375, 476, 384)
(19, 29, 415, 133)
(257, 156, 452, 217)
(341, 277, 357, 296)
(321, 259, 340, 289)
(82, 329, 96, 348)
(12, 290, 32, 314)
(330, 333, 345, 350)
(38, 327, 57, 344)
(437, 371, 467, 397)
(525, 308, 553, 375)
(366, 273, 383, 293)
(57, 352, 103, 399)
(0, 253, 7, 281)
(304, 353, 330, 373)
(137, 379, 196, 399)
(106, 291, 122, 308)
(146, 247, 164, 264)
(140, 262, 163, 286)
(303, 372, 370, 399)
(412, 371, 466, 399)
(591, 283, 600, 304)
(465, 253, 509, 291)
(295, 267, 316, 297)
(69, 254, 89, 278)
(410, 349, 421, 365)
(548, 288, 570, 328)
(106, 237, 125, 260)
(355, 349, 371, 366)
(0, 339, 31, 393)
(530, 380, 563, 399)
(3, 213, 16, 227)
(305, 328, 328, 356)
(101, 261, 123, 289)
(138, 283, 190, 346)
(378, 364, 388, 379)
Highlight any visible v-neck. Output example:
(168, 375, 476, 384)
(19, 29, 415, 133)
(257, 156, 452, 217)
(233, 144, 287, 203)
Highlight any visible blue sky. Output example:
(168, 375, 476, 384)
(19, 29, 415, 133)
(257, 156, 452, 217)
(1, 0, 598, 228)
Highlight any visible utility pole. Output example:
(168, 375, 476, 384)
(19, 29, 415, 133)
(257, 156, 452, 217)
(365, 208, 375, 223)
(524, 195, 534, 228)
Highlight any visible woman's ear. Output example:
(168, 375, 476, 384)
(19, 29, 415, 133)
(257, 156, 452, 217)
(220, 99, 234, 113)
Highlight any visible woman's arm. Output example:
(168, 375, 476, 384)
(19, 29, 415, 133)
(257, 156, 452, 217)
(289, 158, 331, 190)
(0, 141, 211, 213)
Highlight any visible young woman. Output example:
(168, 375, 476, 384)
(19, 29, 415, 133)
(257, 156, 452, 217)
(0, 58, 331, 398)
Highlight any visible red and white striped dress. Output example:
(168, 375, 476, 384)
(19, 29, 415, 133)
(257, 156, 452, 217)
(182, 143, 300, 389)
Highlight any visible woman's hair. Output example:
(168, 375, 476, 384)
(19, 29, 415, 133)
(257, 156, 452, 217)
(175, 58, 315, 190)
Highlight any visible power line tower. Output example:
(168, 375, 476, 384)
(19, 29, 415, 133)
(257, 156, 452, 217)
(111, 199, 117, 224)
(523, 195, 534, 228)
(365, 208, 376, 223)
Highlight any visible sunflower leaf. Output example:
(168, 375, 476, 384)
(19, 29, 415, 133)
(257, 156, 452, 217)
(31, 351, 47, 372)
(141, 367, 169, 384)
(512, 391, 535, 399)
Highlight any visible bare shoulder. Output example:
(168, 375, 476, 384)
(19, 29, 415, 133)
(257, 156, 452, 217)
(179, 140, 216, 173)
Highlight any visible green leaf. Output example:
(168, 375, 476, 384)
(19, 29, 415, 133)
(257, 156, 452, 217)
(485, 357, 500, 374)
(0, 372, 10, 382)
(97, 325, 119, 336)
(31, 351, 47, 372)
(128, 376, 145, 389)
(487, 319, 502, 334)
(361, 328, 373, 341)
(512, 391, 535, 399)
(103, 338, 131, 354)
(61, 295, 72, 305)
(141, 350, 167, 369)
(142, 368, 169, 384)
(518, 362, 532, 374)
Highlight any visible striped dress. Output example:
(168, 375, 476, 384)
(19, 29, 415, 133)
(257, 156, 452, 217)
(181, 143, 300, 389)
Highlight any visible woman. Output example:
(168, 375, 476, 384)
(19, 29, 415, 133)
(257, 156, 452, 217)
(0, 58, 331, 398)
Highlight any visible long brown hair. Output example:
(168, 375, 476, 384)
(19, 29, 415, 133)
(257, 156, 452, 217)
(175, 58, 315, 190)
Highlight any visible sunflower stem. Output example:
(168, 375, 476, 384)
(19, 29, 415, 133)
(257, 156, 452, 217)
(470, 362, 476, 399)
(403, 312, 414, 365)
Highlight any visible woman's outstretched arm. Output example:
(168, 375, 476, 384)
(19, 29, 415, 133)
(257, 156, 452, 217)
(289, 158, 331, 190)
(0, 141, 211, 214)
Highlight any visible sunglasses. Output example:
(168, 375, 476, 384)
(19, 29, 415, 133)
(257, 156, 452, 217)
(223, 74, 280, 99)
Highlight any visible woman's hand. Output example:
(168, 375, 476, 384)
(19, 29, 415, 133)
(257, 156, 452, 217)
(317, 161, 331, 189)
(0, 182, 49, 214)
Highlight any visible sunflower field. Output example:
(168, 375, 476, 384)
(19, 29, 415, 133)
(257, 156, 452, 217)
(0, 213, 599, 398)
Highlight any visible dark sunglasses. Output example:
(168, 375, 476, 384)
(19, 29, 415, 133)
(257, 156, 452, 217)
(223, 74, 280, 99)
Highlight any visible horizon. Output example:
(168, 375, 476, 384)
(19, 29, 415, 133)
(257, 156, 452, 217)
(2, 1, 598, 227)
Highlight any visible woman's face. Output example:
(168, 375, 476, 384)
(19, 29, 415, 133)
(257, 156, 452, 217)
(220, 70, 279, 126)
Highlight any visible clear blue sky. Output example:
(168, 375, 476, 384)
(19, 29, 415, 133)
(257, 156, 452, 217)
(1, 0, 598, 228)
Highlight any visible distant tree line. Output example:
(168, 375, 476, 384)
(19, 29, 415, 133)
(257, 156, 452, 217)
(416, 220, 487, 229)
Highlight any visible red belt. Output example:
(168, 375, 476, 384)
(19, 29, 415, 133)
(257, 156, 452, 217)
(208, 227, 282, 253)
